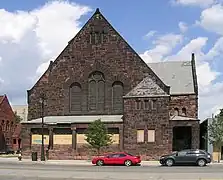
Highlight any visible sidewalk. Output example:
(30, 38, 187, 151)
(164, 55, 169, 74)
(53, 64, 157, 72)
(0, 157, 160, 166)
(0, 157, 222, 166)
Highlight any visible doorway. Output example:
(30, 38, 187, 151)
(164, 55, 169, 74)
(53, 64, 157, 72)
(172, 126, 192, 151)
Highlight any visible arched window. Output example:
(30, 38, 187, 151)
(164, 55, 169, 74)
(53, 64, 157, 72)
(6, 121, 9, 131)
(69, 82, 82, 112)
(174, 108, 179, 116)
(88, 71, 105, 111)
(182, 108, 186, 116)
(112, 81, 123, 111)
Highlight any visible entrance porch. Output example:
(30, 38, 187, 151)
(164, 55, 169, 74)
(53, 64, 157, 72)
(170, 115, 200, 151)
(21, 115, 123, 160)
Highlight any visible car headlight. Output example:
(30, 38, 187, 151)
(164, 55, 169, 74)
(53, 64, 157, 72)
(207, 155, 211, 158)
(160, 156, 165, 159)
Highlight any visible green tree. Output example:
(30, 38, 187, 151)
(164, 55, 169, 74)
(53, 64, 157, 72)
(208, 109, 223, 162)
(14, 111, 23, 124)
(85, 119, 113, 155)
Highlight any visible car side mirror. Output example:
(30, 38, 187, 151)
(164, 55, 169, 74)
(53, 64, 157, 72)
(176, 152, 178, 156)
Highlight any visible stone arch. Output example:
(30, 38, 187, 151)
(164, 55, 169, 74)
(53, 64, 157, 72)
(69, 82, 82, 112)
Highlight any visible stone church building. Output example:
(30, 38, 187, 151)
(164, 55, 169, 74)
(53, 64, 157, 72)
(21, 9, 199, 160)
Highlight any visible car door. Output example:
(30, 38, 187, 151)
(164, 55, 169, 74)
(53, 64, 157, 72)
(185, 150, 198, 163)
(107, 154, 120, 164)
(105, 154, 117, 164)
(175, 150, 188, 164)
(116, 153, 127, 165)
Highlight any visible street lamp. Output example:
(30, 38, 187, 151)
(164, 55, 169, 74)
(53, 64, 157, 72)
(40, 94, 46, 161)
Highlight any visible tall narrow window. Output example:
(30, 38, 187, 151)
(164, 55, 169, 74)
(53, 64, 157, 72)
(88, 71, 105, 112)
(182, 108, 186, 116)
(174, 108, 179, 116)
(112, 81, 123, 111)
(70, 82, 82, 112)
(136, 100, 141, 110)
(144, 100, 149, 110)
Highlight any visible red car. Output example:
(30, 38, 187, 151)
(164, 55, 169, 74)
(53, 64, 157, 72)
(92, 152, 141, 166)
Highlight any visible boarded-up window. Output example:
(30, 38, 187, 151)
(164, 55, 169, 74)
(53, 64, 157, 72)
(32, 135, 49, 145)
(137, 130, 144, 143)
(77, 134, 88, 144)
(70, 82, 82, 112)
(148, 130, 155, 142)
(88, 71, 105, 112)
(112, 81, 123, 111)
(54, 135, 72, 145)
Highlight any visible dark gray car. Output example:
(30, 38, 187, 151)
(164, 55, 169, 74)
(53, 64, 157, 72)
(159, 149, 212, 167)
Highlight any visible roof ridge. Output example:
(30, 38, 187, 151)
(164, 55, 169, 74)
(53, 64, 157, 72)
(147, 60, 191, 64)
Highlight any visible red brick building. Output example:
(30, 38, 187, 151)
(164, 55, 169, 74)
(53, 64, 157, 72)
(21, 9, 199, 160)
(0, 95, 21, 151)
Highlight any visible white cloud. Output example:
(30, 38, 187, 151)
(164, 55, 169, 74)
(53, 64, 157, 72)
(141, 33, 183, 63)
(171, 0, 216, 8)
(198, 4, 223, 35)
(0, 1, 91, 104)
(141, 33, 223, 120)
(144, 30, 156, 39)
(178, 22, 188, 33)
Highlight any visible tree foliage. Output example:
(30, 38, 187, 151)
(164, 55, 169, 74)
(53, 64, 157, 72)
(85, 119, 113, 154)
(208, 109, 223, 162)
(14, 111, 23, 124)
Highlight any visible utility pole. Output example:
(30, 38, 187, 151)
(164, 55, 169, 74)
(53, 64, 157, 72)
(40, 94, 45, 161)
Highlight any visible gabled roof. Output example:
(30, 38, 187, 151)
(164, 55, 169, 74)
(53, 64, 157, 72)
(147, 60, 195, 95)
(28, 8, 169, 95)
(124, 76, 169, 98)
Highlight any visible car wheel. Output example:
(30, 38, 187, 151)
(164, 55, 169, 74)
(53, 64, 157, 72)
(197, 159, 206, 167)
(124, 160, 132, 166)
(165, 159, 174, 167)
(96, 160, 104, 166)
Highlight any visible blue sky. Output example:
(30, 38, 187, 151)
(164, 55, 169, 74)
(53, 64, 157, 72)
(0, 0, 223, 119)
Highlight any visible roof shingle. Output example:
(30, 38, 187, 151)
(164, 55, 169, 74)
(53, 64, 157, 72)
(147, 61, 195, 95)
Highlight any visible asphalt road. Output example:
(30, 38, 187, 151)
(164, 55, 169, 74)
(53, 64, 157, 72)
(0, 162, 223, 180)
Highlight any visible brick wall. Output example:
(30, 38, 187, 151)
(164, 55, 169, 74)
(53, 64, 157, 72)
(0, 95, 17, 150)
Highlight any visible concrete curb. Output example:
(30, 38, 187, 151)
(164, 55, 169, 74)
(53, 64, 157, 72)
(0, 157, 222, 166)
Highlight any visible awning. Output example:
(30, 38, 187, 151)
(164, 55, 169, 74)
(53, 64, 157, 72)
(21, 115, 123, 124)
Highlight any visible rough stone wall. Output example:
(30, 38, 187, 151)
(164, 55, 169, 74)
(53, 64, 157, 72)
(27, 10, 168, 120)
(169, 94, 198, 118)
(123, 96, 172, 160)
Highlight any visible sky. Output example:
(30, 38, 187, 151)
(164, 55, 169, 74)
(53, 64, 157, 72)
(0, 0, 223, 120)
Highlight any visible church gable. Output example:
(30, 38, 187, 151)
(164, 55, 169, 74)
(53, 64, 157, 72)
(27, 8, 169, 120)
(124, 77, 169, 97)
